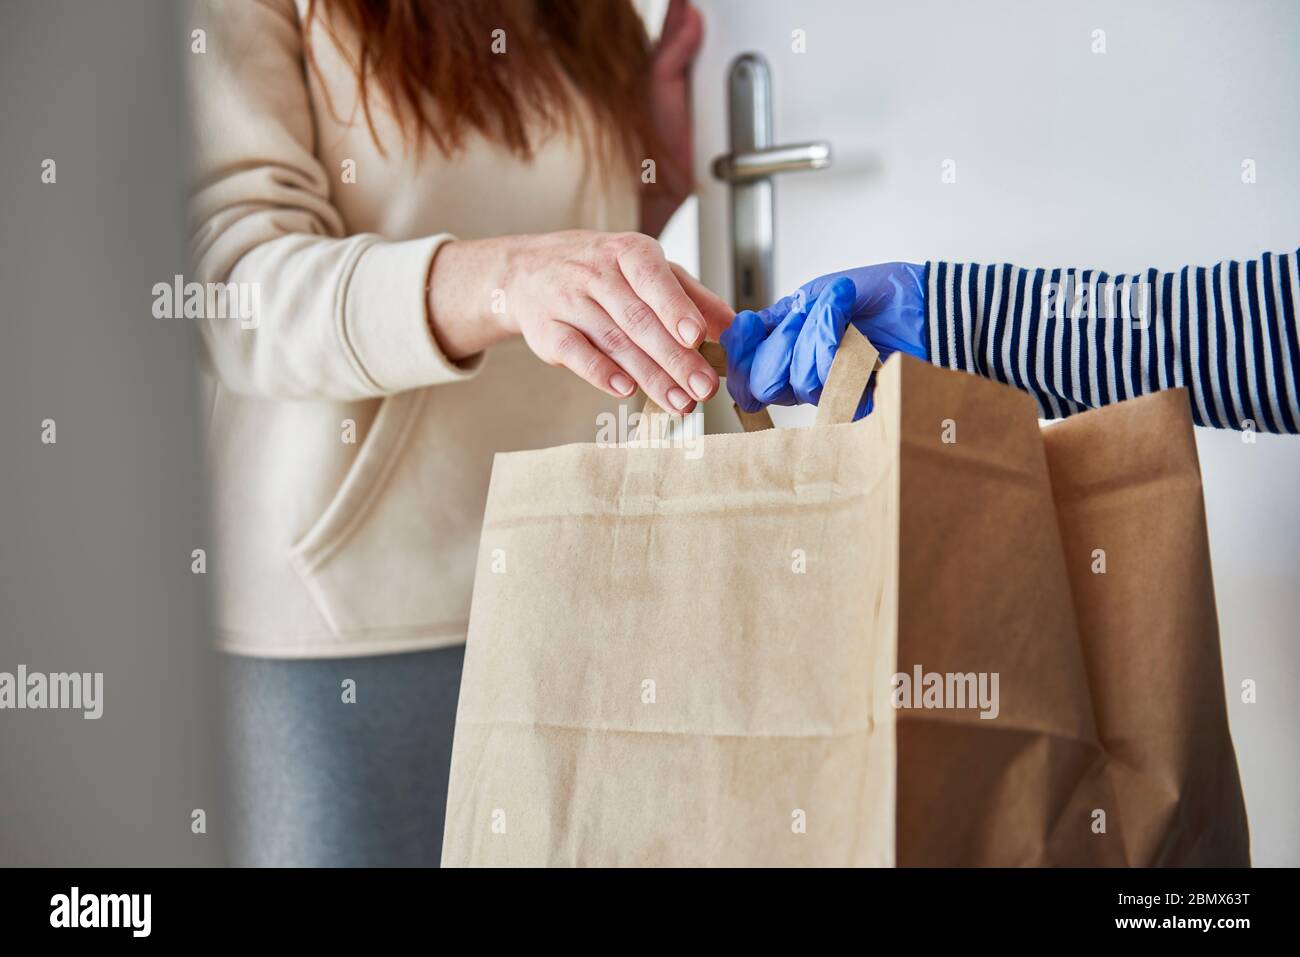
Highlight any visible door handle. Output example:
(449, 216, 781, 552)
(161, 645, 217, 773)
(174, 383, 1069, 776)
(711, 142, 832, 184)
(711, 53, 833, 312)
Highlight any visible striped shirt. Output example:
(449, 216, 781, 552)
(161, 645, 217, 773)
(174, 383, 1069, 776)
(925, 248, 1300, 433)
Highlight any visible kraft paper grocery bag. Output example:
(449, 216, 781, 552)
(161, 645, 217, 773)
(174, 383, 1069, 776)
(442, 327, 1248, 867)
(1040, 392, 1249, 865)
(884, 350, 1248, 866)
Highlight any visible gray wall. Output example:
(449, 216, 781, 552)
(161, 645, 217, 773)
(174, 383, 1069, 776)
(0, 0, 223, 865)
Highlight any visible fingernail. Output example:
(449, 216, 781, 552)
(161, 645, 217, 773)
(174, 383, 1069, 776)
(610, 373, 635, 396)
(677, 319, 702, 345)
(688, 372, 714, 400)
(667, 387, 693, 411)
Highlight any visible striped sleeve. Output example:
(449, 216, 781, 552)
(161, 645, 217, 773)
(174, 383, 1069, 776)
(925, 249, 1300, 433)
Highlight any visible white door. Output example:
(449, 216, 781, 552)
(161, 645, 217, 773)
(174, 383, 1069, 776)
(691, 0, 1300, 865)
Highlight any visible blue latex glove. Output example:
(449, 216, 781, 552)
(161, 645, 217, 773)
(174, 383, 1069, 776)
(721, 262, 928, 419)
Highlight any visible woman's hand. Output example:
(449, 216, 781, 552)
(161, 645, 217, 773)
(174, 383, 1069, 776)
(427, 230, 732, 412)
(641, 0, 703, 237)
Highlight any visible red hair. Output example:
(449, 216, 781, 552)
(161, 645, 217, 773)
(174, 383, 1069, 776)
(304, 0, 656, 163)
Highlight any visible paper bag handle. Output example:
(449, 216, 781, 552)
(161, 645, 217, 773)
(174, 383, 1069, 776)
(633, 325, 878, 441)
(635, 341, 775, 438)
(814, 324, 881, 427)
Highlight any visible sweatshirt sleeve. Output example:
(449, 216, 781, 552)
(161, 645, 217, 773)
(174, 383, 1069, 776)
(925, 248, 1300, 433)
(184, 0, 484, 400)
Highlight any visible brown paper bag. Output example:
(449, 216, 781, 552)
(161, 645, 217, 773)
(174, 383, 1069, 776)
(442, 327, 1248, 867)
(1039, 392, 1250, 865)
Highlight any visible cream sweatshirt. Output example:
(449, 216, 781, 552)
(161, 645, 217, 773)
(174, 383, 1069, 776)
(186, 0, 639, 657)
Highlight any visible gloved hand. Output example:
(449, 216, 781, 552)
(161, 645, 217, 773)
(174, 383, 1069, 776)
(720, 262, 928, 419)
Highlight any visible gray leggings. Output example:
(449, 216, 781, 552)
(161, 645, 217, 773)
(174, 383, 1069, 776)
(222, 644, 466, 867)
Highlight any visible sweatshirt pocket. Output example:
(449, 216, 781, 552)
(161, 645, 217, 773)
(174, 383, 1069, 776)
(287, 388, 467, 646)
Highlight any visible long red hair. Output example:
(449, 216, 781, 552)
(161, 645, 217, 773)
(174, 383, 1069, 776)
(304, 0, 656, 163)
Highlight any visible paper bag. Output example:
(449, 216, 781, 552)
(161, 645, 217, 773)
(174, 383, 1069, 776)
(1039, 392, 1250, 865)
(442, 328, 1248, 867)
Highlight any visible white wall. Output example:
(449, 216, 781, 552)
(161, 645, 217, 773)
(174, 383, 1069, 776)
(692, 0, 1299, 864)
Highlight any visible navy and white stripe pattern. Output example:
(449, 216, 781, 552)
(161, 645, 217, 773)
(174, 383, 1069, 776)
(925, 248, 1300, 433)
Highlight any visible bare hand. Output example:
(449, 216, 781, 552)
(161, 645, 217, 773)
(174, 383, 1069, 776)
(642, 0, 703, 236)
(427, 230, 733, 411)
(499, 230, 730, 412)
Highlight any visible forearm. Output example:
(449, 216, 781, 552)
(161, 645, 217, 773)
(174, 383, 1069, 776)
(925, 249, 1300, 433)
(193, 229, 483, 401)
(424, 237, 521, 360)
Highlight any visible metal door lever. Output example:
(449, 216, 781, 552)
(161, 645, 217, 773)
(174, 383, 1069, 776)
(711, 54, 832, 312)
(712, 142, 832, 184)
